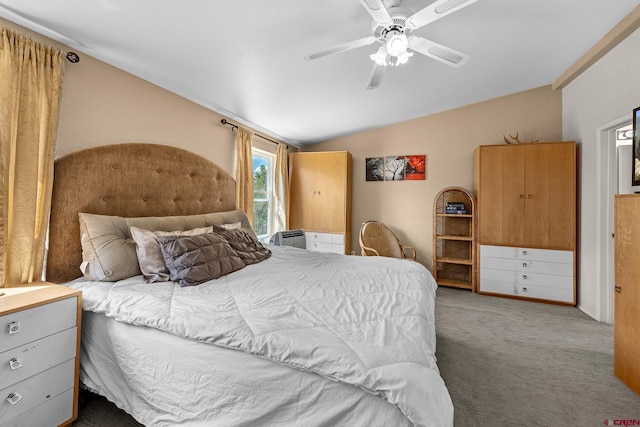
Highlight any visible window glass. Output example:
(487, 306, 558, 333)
(252, 148, 275, 239)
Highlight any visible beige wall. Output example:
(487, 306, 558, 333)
(1, 18, 561, 273)
(305, 86, 562, 270)
(0, 17, 286, 176)
(562, 27, 640, 322)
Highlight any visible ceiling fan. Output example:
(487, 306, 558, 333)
(305, 0, 479, 89)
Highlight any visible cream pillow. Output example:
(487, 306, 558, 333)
(130, 226, 213, 282)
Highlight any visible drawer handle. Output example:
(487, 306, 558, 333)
(522, 250, 527, 256)
(522, 275, 528, 280)
(522, 287, 528, 292)
(6, 392, 22, 406)
(522, 262, 527, 268)
(8, 321, 20, 334)
(9, 358, 22, 370)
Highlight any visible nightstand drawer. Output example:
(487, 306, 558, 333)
(0, 328, 77, 390)
(0, 358, 74, 423)
(0, 388, 73, 427)
(0, 297, 77, 353)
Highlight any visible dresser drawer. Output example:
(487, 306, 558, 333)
(0, 359, 75, 423)
(514, 284, 574, 303)
(482, 256, 572, 276)
(305, 232, 345, 254)
(481, 268, 573, 290)
(0, 388, 73, 427)
(480, 245, 573, 264)
(0, 297, 77, 353)
(0, 328, 77, 390)
(480, 279, 574, 303)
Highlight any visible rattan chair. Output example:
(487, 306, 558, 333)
(358, 220, 416, 260)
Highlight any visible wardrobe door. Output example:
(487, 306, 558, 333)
(313, 152, 346, 233)
(524, 143, 576, 250)
(476, 145, 525, 246)
(289, 153, 318, 230)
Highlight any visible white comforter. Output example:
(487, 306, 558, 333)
(69, 246, 453, 426)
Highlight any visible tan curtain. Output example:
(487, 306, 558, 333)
(274, 143, 289, 231)
(0, 28, 63, 287)
(235, 126, 254, 226)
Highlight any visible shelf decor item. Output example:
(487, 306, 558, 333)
(433, 187, 476, 291)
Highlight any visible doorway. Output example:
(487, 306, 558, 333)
(596, 116, 633, 324)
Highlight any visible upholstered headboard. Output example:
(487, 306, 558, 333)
(47, 143, 236, 283)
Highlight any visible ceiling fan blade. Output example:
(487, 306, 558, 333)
(304, 36, 376, 61)
(358, 0, 393, 26)
(367, 62, 386, 90)
(405, 0, 480, 30)
(408, 35, 469, 67)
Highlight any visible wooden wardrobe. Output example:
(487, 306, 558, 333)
(613, 194, 640, 395)
(474, 141, 577, 305)
(289, 151, 352, 255)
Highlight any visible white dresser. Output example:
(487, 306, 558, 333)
(305, 231, 345, 254)
(479, 245, 574, 304)
(0, 284, 81, 427)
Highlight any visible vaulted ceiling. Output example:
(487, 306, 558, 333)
(1, 0, 638, 146)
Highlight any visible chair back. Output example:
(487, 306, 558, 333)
(359, 221, 404, 258)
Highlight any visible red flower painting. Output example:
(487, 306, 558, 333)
(404, 155, 426, 180)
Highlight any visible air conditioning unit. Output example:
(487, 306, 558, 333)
(269, 229, 306, 249)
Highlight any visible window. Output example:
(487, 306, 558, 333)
(252, 148, 275, 240)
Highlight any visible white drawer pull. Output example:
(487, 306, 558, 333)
(9, 358, 22, 370)
(8, 321, 20, 334)
(6, 392, 22, 405)
(522, 250, 528, 256)
(522, 287, 528, 292)
(522, 275, 528, 280)
(522, 262, 527, 268)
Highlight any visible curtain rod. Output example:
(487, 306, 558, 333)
(220, 119, 287, 149)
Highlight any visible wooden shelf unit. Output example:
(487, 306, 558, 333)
(433, 187, 477, 291)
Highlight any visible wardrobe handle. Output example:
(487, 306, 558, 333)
(527, 194, 532, 199)
(519, 194, 525, 198)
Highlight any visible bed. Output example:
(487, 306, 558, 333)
(46, 143, 453, 426)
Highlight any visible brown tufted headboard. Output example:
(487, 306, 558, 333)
(47, 143, 236, 283)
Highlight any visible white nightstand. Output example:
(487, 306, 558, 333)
(0, 284, 82, 427)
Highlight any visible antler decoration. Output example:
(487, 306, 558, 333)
(503, 132, 539, 144)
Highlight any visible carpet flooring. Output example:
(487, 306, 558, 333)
(71, 287, 640, 426)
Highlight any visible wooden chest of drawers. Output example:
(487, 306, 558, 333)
(0, 284, 81, 427)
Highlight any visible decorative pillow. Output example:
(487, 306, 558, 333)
(78, 209, 254, 282)
(130, 226, 213, 282)
(78, 213, 138, 281)
(157, 233, 245, 287)
(220, 222, 242, 230)
(212, 225, 272, 265)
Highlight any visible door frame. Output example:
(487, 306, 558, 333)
(596, 113, 631, 324)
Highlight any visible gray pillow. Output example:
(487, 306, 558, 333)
(157, 233, 245, 287)
(212, 225, 272, 265)
(130, 226, 214, 283)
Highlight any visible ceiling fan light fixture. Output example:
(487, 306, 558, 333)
(386, 33, 409, 57)
(396, 50, 413, 65)
(370, 47, 389, 66)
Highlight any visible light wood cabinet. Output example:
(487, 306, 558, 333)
(433, 187, 476, 291)
(0, 284, 82, 427)
(289, 151, 352, 254)
(614, 194, 640, 395)
(474, 141, 577, 304)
